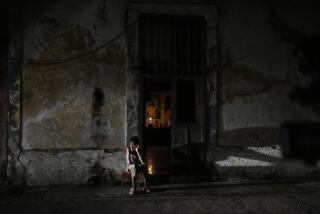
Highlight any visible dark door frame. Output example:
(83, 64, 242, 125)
(130, 12, 209, 170)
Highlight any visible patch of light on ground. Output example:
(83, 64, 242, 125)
(215, 156, 273, 167)
(247, 145, 282, 158)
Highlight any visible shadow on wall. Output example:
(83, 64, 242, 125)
(268, 8, 320, 115)
(152, 143, 320, 182)
(88, 162, 120, 185)
(221, 127, 280, 147)
(207, 8, 320, 182)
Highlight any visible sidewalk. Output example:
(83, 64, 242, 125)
(1, 179, 320, 213)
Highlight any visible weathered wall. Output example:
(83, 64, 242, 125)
(0, 8, 8, 178)
(5, 6, 24, 185)
(20, 0, 128, 185)
(208, 0, 320, 180)
(6, 0, 320, 185)
(219, 0, 320, 146)
(0, 71, 5, 178)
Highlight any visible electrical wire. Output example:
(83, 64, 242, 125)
(5, 19, 138, 66)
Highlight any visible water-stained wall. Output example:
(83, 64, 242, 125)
(0, 8, 9, 178)
(210, 0, 320, 179)
(5, 0, 320, 185)
(19, 0, 128, 185)
(218, 1, 320, 147)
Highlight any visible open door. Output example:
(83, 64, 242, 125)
(142, 78, 172, 176)
(141, 77, 207, 180)
(139, 13, 207, 181)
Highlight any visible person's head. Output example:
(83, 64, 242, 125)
(129, 136, 140, 151)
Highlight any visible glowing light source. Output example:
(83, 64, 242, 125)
(149, 117, 152, 121)
(148, 165, 154, 175)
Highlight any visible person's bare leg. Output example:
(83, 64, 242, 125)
(128, 165, 136, 195)
(130, 174, 136, 193)
(142, 166, 150, 192)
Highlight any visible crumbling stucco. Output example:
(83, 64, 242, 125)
(23, 8, 126, 150)
(205, 0, 320, 180)
(18, 0, 128, 185)
(20, 150, 126, 186)
(3, 0, 320, 186)
(217, 1, 320, 148)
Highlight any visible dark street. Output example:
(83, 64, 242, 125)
(1, 179, 320, 214)
(2, 0, 320, 213)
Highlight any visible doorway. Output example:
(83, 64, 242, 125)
(142, 78, 172, 176)
(141, 77, 207, 180)
(138, 13, 208, 181)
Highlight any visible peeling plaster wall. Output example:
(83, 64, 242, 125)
(208, 0, 320, 180)
(218, 1, 320, 147)
(0, 8, 9, 178)
(20, 150, 126, 186)
(20, 0, 128, 186)
(6, 7, 24, 185)
(7, 0, 320, 185)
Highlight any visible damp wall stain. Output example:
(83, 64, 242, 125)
(217, 2, 320, 146)
(23, 4, 126, 150)
(8, 0, 320, 185)
(268, 8, 320, 115)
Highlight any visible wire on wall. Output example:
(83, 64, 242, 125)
(6, 19, 139, 66)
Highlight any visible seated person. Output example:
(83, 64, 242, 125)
(126, 136, 150, 195)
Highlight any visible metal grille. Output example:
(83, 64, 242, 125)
(139, 14, 206, 76)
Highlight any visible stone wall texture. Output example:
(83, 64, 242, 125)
(209, 0, 320, 180)
(19, 0, 129, 185)
(4, 0, 320, 185)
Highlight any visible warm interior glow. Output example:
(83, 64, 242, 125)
(145, 93, 172, 128)
(147, 165, 154, 175)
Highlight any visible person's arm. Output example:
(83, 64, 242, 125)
(135, 146, 145, 165)
(126, 147, 131, 165)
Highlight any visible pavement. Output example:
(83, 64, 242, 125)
(1, 178, 320, 214)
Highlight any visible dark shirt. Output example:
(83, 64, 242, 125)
(129, 149, 140, 166)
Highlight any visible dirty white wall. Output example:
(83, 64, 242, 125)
(20, 0, 128, 186)
(9, 0, 320, 185)
(211, 0, 320, 180)
(219, 0, 320, 146)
